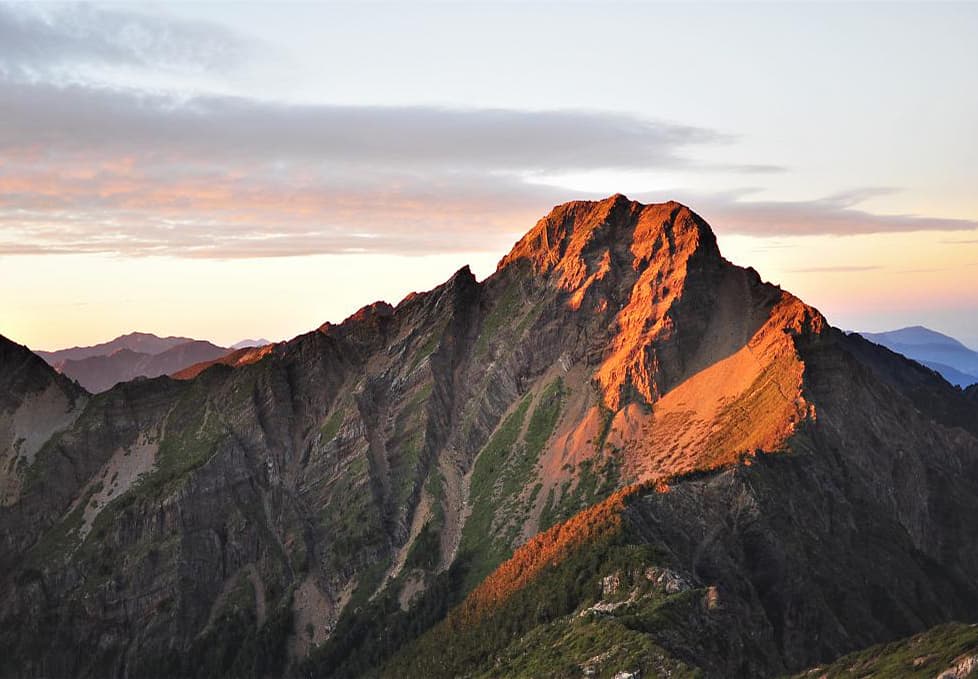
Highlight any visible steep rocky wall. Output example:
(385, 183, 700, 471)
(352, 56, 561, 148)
(393, 328, 978, 677)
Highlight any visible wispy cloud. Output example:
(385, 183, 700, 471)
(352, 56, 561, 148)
(0, 80, 725, 172)
(1, 63, 977, 258)
(0, 78, 750, 258)
(677, 189, 978, 237)
(0, 3, 248, 76)
(787, 265, 882, 274)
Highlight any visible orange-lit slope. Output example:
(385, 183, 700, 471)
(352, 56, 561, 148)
(499, 195, 825, 498)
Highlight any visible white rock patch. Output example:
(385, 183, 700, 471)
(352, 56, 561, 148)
(75, 435, 158, 539)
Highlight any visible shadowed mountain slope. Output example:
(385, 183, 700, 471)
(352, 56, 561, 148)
(1, 196, 977, 678)
(0, 336, 87, 508)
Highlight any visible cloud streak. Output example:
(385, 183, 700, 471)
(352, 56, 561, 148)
(1, 77, 977, 259)
(678, 189, 978, 237)
(0, 80, 728, 172)
(0, 78, 740, 257)
(0, 3, 248, 75)
(787, 265, 882, 273)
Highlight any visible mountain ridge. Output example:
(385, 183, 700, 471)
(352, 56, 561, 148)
(35, 331, 198, 363)
(1, 196, 977, 678)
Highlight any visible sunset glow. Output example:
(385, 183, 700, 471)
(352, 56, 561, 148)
(1, 2, 977, 350)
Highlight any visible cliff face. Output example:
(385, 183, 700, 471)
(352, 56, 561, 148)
(0, 336, 86, 508)
(391, 324, 978, 678)
(1, 196, 977, 678)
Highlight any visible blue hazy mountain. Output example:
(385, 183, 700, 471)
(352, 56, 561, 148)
(859, 326, 978, 387)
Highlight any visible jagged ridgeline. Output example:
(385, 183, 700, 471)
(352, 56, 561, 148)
(2, 195, 978, 678)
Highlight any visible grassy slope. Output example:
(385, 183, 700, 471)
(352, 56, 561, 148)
(792, 623, 978, 679)
(385, 484, 706, 678)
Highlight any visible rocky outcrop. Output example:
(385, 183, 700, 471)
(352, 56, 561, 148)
(965, 383, 978, 402)
(2, 196, 977, 678)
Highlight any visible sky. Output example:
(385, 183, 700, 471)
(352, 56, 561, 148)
(1, 1, 977, 351)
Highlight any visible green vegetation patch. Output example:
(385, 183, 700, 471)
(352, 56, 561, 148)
(594, 404, 616, 452)
(130, 583, 294, 679)
(793, 622, 978, 679)
(404, 520, 441, 572)
(132, 380, 229, 500)
(460, 378, 569, 588)
(409, 319, 448, 372)
(459, 395, 532, 585)
(476, 281, 523, 355)
(317, 453, 386, 577)
(320, 407, 345, 442)
(390, 382, 433, 509)
(24, 488, 90, 568)
(479, 615, 699, 679)
(300, 563, 467, 679)
(388, 527, 689, 678)
(539, 455, 621, 531)
(524, 378, 565, 463)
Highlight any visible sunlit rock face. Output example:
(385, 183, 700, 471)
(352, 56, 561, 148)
(1, 196, 977, 678)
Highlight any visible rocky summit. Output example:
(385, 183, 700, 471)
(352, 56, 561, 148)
(2, 195, 977, 678)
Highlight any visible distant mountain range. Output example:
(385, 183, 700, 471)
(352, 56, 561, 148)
(33, 332, 268, 393)
(858, 326, 978, 387)
(35, 331, 195, 364)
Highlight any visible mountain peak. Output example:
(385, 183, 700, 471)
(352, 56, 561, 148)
(492, 194, 823, 441)
(9, 197, 978, 679)
(497, 196, 719, 285)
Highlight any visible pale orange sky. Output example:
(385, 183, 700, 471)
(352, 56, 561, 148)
(1, 3, 977, 350)
(4, 225, 977, 352)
